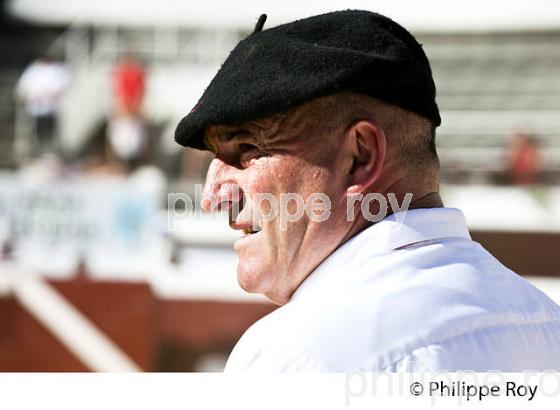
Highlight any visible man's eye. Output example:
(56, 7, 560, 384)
(238, 143, 264, 165)
(239, 143, 258, 153)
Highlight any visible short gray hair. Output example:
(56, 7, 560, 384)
(303, 92, 439, 170)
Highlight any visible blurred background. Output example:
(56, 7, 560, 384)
(1, 0, 560, 371)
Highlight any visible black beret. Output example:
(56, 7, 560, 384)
(175, 9, 440, 150)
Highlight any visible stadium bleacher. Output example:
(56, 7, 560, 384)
(4, 21, 559, 184)
(422, 32, 560, 182)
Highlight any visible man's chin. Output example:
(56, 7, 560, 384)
(236, 262, 271, 295)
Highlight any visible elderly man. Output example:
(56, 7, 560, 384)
(175, 10, 560, 371)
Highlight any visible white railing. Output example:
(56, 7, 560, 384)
(0, 262, 140, 372)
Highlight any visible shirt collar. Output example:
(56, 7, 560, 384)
(290, 207, 471, 302)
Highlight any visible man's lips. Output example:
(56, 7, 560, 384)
(229, 218, 262, 236)
(233, 223, 262, 236)
(228, 206, 262, 236)
(243, 227, 258, 235)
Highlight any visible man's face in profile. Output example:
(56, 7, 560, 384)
(201, 112, 351, 304)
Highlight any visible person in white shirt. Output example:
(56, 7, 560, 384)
(174, 10, 560, 372)
(16, 54, 71, 155)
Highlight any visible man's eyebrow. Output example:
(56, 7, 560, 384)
(221, 128, 250, 141)
(204, 126, 255, 150)
(207, 118, 282, 148)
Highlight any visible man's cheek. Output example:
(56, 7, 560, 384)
(252, 192, 278, 226)
(277, 192, 307, 231)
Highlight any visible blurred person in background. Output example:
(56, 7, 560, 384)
(175, 11, 560, 372)
(107, 114, 147, 172)
(507, 131, 543, 185)
(113, 55, 146, 116)
(15, 53, 70, 156)
(107, 55, 147, 173)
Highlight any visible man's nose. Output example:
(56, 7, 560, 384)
(201, 159, 243, 212)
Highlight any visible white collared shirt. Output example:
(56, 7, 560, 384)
(224, 208, 560, 372)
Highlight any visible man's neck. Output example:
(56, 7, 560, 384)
(341, 189, 443, 246)
(408, 191, 443, 210)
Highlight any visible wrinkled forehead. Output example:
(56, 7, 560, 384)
(203, 100, 325, 151)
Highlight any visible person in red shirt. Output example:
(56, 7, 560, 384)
(507, 131, 542, 185)
(113, 56, 146, 116)
(108, 56, 148, 172)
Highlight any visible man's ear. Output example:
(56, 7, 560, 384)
(346, 120, 386, 195)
